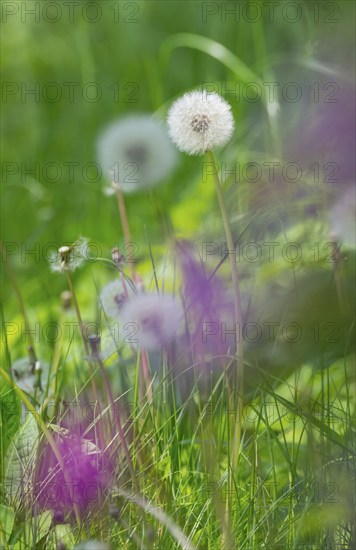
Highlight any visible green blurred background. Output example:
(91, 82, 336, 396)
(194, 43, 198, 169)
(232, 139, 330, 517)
(1, 0, 355, 357)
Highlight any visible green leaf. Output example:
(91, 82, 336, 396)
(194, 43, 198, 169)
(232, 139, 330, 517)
(0, 383, 21, 456)
(4, 413, 39, 503)
(13, 511, 53, 549)
(161, 33, 262, 86)
(0, 504, 14, 542)
(47, 523, 75, 550)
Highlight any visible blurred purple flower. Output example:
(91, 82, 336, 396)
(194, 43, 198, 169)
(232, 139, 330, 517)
(176, 240, 235, 360)
(36, 431, 112, 517)
(287, 81, 355, 186)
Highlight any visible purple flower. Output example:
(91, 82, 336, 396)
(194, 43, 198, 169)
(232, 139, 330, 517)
(176, 241, 235, 360)
(286, 81, 355, 186)
(35, 431, 112, 517)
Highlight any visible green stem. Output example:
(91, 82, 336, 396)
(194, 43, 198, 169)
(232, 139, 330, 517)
(65, 271, 89, 356)
(207, 149, 244, 518)
(65, 272, 102, 448)
(116, 187, 135, 279)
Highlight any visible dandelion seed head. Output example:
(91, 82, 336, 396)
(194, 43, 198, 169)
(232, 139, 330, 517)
(59, 245, 70, 255)
(191, 114, 210, 133)
(49, 237, 90, 273)
(120, 293, 181, 350)
(100, 279, 135, 319)
(167, 90, 235, 155)
(97, 115, 177, 194)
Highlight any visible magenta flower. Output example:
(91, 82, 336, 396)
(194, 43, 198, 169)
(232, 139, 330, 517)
(35, 431, 112, 518)
(176, 240, 235, 361)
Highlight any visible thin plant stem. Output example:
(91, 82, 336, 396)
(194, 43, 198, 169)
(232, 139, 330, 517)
(116, 187, 135, 279)
(91, 347, 141, 497)
(141, 350, 153, 403)
(207, 149, 244, 525)
(65, 271, 101, 428)
(65, 271, 89, 356)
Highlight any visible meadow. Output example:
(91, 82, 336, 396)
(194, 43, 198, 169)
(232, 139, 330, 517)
(1, 1, 355, 548)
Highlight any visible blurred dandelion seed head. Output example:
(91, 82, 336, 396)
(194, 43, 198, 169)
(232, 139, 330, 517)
(167, 90, 234, 155)
(100, 279, 135, 319)
(120, 293, 181, 350)
(97, 115, 177, 194)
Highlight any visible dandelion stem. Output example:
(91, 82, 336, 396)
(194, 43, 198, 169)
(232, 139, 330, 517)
(65, 271, 100, 409)
(116, 187, 135, 278)
(141, 349, 153, 403)
(65, 272, 89, 355)
(207, 149, 244, 524)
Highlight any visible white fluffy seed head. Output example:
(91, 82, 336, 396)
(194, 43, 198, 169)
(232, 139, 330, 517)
(119, 293, 181, 350)
(97, 115, 177, 194)
(100, 279, 135, 319)
(167, 90, 235, 155)
(49, 237, 89, 273)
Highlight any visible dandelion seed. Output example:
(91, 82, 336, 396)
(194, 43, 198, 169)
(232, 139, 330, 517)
(49, 237, 90, 273)
(120, 293, 181, 350)
(167, 90, 235, 155)
(100, 279, 135, 320)
(97, 115, 177, 193)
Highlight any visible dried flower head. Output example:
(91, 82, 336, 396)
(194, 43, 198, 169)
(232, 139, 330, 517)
(100, 279, 135, 319)
(49, 237, 90, 273)
(111, 247, 126, 270)
(120, 293, 181, 350)
(167, 90, 235, 155)
(97, 115, 177, 194)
